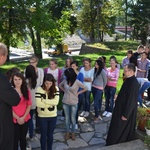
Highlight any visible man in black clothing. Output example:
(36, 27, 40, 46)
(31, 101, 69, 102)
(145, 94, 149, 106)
(106, 63, 140, 146)
(0, 43, 20, 150)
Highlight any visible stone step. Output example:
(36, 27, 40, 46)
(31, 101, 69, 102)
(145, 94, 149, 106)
(72, 139, 149, 150)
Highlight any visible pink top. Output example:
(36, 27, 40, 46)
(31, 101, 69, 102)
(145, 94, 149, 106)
(106, 67, 119, 88)
(12, 91, 32, 123)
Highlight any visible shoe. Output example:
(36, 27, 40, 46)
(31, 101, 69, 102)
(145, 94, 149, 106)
(102, 111, 108, 117)
(75, 124, 78, 129)
(146, 101, 150, 106)
(71, 133, 76, 140)
(94, 117, 99, 123)
(84, 111, 89, 117)
(64, 132, 70, 141)
(60, 116, 65, 121)
(98, 115, 102, 120)
(106, 112, 112, 117)
(80, 111, 85, 117)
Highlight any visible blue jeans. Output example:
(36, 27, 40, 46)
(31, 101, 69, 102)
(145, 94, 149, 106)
(76, 93, 83, 123)
(28, 109, 35, 138)
(138, 82, 150, 106)
(39, 117, 57, 150)
(63, 103, 77, 133)
(83, 90, 91, 112)
(104, 86, 116, 112)
(92, 87, 103, 118)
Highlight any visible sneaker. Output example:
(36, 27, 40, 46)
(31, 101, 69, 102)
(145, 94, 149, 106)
(106, 112, 112, 117)
(102, 111, 108, 117)
(75, 124, 78, 129)
(146, 101, 150, 106)
(60, 116, 65, 121)
(84, 111, 89, 117)
(98, 115, 102, 120)
(80, 111, 85, 117)
(94, 117, 99, 123)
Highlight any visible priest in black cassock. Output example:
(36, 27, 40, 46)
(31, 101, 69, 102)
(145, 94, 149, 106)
(106, 63, 140, 146)
(0, 43, 20, 150)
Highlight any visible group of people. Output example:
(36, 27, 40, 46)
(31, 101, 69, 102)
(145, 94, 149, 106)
(1, 41, 150, 150)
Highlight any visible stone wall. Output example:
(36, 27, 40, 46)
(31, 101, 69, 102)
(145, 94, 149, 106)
(79, 43, 111, 55)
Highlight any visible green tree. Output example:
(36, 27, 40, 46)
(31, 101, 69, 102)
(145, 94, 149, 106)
(128, 0, 150, 45)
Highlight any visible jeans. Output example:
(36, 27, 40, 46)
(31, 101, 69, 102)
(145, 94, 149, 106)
(83, 90, 91, 112)
(92, 87, 103, 118)
(63, 103, 78, 133)
(104, 86, 116, 112)
(28, 109, 35, 138)
(13, 122, 28, 150)
(39, 117, 57, 150)
(138, 82, 150, 106)
(76, 93, 83, 123)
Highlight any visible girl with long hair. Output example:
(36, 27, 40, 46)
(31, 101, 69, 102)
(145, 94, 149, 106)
(36, 74, 59, 150)
(80, 58, 94, 117)
(12, 73, 32, 150)
(59, 68, 87, 141)
(25, 65, 37, 140)
(92, 60, 107, 122)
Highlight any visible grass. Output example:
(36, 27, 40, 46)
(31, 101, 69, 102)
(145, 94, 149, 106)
(1, 40, 141, 110)
(0, 41, 140, 94)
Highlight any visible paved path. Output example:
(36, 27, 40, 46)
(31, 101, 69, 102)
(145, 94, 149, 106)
(26, 103, 149, 150)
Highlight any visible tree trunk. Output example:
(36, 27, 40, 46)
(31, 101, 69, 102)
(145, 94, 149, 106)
(36, 31, 42, 59)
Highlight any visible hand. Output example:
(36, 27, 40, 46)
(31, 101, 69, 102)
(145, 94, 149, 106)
(121, 116, 127, 121)
(18, 117, 25, 125)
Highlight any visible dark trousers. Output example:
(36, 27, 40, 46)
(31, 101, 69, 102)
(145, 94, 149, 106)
(13, 122, 28, 150)
(39, 117, 57, 150)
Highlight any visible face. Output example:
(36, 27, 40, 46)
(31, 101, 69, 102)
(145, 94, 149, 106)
(141, 53, 147, 59)
(13, 76, 22, 88)
(110, 60, 116, 68)
(145, 47, 150, 53)
(29, 58, 37, 67)
(44, 81, 53, 90)
(66, 59, 71, 67)
(84, 61, 90, 68)
(49, 61, 57, 70)
(95, 62, 99, 69)
(71, 64, 78, 71)
(0, 51, 7, 66)
(138, 48, 144, 53)
(123, 66, 132, 78)
(127, 53, 132, 58)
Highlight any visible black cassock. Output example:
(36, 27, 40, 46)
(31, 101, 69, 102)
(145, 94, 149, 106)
(0, 72, 20, 150)
(106, 75, 140, 146)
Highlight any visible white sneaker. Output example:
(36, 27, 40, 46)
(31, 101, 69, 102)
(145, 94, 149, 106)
(84, 111, 89, 117)
(98, 115, 102, 120)
(80, 111, 85, 117)
(102, 111, 108, 117)
(75, 124, 78, 129)
(106, 112, 112, 117)
(146, 101, 150, 105)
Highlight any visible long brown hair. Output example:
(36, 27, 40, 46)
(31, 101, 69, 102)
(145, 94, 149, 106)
(41, 74, 56, 99)
(11, 73, 29, 100)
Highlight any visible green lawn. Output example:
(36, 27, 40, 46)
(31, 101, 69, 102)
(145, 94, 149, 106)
(0, 41, 140, 94)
